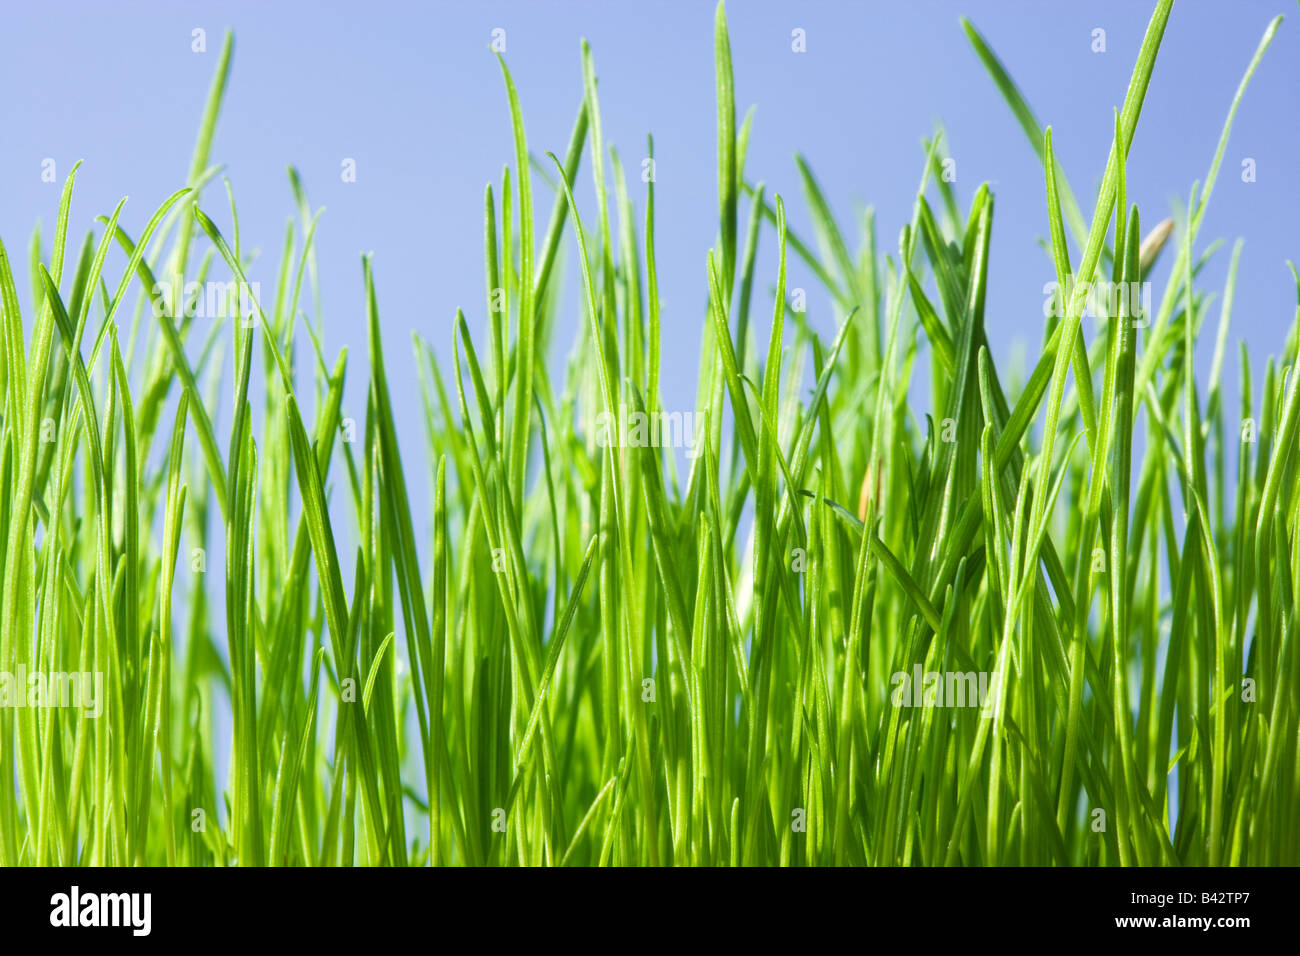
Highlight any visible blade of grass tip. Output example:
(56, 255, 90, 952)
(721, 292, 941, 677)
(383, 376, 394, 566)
(961, 17, 1090, 249)
(733, 179, 765, 391)
(193, 206, 293, 390)
(495, 52, 536, 513)
(757, 193, 787, 542)
(172, 30, 233, 274)
(580, 41, 618, 366)
(281, 205, 323, 356)
(25, 225, 43, 314)
(795, 156, 875, 364)
(1044, 127, 1098, 443)
(715, 0, 737, 298)
(645, 133, 661, 412)
(288, 166, 324, 329)
(980, 19, 1175, 572)
(610, 146, 645, 392)
(2, 157, 78, 555)
(743, 184, 848, 308)
(360, 634, 396, 714)
(1135, 13, 1281, 401)
(485, 181, 505, 444)
(1191, 15, 1282, 239)
(534, 99, 588, 305)
(548, 154, 618, 420)
(0, 240, 31, 437)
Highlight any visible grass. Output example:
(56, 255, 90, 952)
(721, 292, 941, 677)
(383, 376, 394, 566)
(1, 0, 1297, 866)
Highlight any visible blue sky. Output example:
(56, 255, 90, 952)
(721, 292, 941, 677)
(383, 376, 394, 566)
(2, 0, 1297, 501)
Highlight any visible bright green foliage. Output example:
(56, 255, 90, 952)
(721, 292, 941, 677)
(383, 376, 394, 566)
(0, 2, 1296, 866)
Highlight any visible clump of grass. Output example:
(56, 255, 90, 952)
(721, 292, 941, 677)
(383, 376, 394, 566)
(0, 0, 1295, 866)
